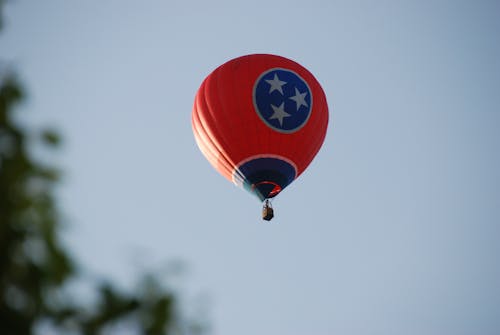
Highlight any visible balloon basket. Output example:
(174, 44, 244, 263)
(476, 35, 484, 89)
(262, 200, 274, 221)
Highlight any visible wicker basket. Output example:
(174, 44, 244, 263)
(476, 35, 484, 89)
(262, 205, 274, 221)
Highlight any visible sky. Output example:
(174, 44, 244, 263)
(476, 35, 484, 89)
(1, 0, 500, 334)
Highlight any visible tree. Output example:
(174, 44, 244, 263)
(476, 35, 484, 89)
(0, 4, 205, 335)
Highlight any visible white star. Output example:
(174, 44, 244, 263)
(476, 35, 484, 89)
(289, 87, 308, 111)
(269, 102, 290, 127)
(265, 74, 287, 95)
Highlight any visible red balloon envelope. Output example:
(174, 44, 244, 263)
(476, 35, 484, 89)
(192, 54, 329, 202)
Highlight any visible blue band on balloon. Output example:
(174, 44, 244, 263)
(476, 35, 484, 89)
(233, 156, 296, 201)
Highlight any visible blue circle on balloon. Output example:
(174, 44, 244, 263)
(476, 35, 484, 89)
(253, 68, 312, 133)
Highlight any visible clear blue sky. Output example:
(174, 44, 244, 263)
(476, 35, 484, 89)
(2, 1, 500, 334)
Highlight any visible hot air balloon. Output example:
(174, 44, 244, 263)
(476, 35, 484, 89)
(192, 54, 329, 220)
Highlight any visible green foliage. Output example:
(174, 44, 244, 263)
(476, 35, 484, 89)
(0, 68, 204, 335)
(0, 0, 4, 29)
(0, 6, 206, 332)
(0, 74, 65, 333)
